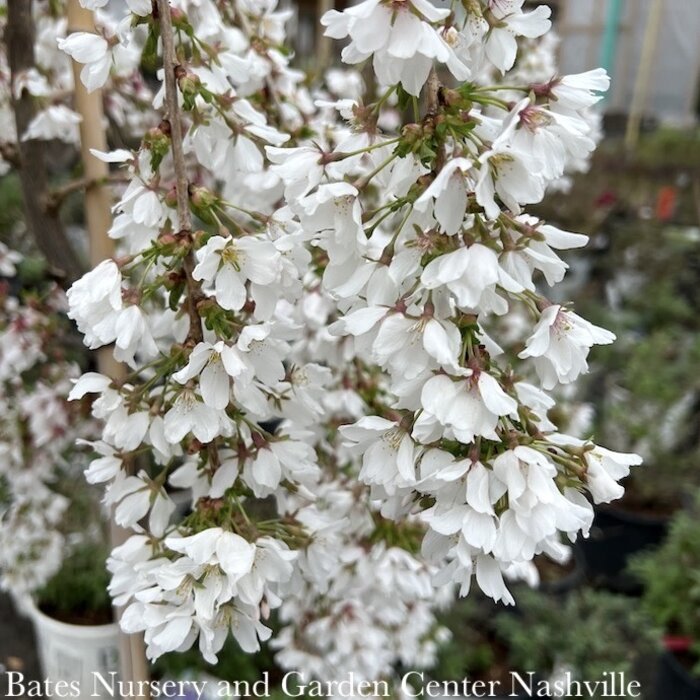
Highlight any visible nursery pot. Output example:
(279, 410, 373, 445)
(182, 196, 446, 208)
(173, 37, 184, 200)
(578, 505, 669, 594)
(25, 597, 120, 699)
(535, 548, 587, 596)
(655, 649, 700, 700)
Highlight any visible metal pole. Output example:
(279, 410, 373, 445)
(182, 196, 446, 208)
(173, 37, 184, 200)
(600, 0, 625, 102)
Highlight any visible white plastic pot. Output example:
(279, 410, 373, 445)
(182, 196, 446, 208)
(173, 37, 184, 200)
(24, 597, 120, 699)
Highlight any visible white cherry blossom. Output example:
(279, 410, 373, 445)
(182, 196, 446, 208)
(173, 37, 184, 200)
(519, 305, 615, 389)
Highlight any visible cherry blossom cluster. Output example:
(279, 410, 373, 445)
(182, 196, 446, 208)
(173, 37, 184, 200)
(296, 0, 640, 604)
(43, 0, 642, 677)
(61, 0, 326, 664)
(470, 27, 603, 192)
(273, 477, 452, 692)
(0, 248, 97, 594)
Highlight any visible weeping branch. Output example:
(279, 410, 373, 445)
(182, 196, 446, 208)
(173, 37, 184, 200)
(157, 0, 205, 346)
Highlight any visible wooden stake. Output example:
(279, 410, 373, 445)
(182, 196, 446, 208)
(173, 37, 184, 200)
(625, 0, 664, 152)
(66, 2, 151, 697)
(317, 0, 334, 74)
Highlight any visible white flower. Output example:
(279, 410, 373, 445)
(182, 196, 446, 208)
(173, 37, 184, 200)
(125, 0, 153, 15)
(83, 441, 122, 485)
(584, 446, 642, 504)
(519, 305, 615, 389)
(106, 473, 175, 537)
(243, 438, 318, 497)
(341, 416, 418, 489)
(369, 313, 463, 380)
(422, 243, 518, 312)
(235, 324, 286, 387)
(474, 554, 515, 605)
(84, 0, 151, 13)
(57, 32, 112, 92)
(165, 528, 256, 579)
(547, 434, 642, 505)
(413, 372, 517, 444)
(173, 341, 247, 410)
(322, 0, 469, 96)
(68, 372, 112, 402)
(511, 103, 595, 182)
(163, 390, 234, 444)
(220, 604, 272, 655)
(104, 406, 150, 452)
(193, 235, 281, 312)
(423, 460, 500, 552)
(67, 260, 123, 349)
(0, 243, 21, 276)
(296, 184, 365, 264)
(506, 216, 589, 289)
(415, 158, 473, 235)
(476, 102, 546, 218)
(107, 535, 155, 607)
(266, 145, 327, 200)
(131, 190, 164, 228)
(547, 69, 611, 112)
(236, 537, 297, 607)
(481, 1, 552, 73)
(22, 105, 82, 144)
(114, 305, 159, 367)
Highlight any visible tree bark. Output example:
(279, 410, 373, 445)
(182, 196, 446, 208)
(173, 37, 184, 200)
(5, 0, 85, 286)
(157, 0, 205, 347)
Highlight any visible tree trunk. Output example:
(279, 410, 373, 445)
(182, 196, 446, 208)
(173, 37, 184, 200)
(6, 0, 85, 286)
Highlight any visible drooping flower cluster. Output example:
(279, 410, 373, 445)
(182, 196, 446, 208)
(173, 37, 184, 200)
(29, 0, 643, 679)
(0, 255, 99, 594)
(293, 0, 636, 604)
(58, 0, 326, 663)
(273, 478, 451, 690)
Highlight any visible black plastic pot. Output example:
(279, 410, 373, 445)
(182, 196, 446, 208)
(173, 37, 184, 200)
(578, 505, 669, 594)
(536, 547, 587, 596)
(655, 650, 700, 700)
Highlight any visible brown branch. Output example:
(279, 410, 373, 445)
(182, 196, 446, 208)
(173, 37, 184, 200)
(157, 0, 224, 489)
(0, 141, 21, 169)
(426, 67, 441, 116)
(425, 67, 446, 172)
(6, 0, 85, 287)
(157, 0, 204, 346)
(45, 173, 130, 214)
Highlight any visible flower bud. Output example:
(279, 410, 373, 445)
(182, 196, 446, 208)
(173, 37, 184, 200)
(144, 126, 171, 170)
(401, 123, 422, 145)
(158, 231, 177, 246)
(177, 71, 201, 99)
(442, 88, 462, 108)
(189, 185, 218, 210)
(170, 7, 188, 29)
(164, 186, 178, 208)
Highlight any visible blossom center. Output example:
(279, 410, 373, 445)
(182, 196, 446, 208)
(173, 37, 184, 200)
(221, 244, 245, 271)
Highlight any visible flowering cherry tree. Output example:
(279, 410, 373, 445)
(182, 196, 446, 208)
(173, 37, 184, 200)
(0, 246, 100, 594)
(1, 0, 642, 687)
